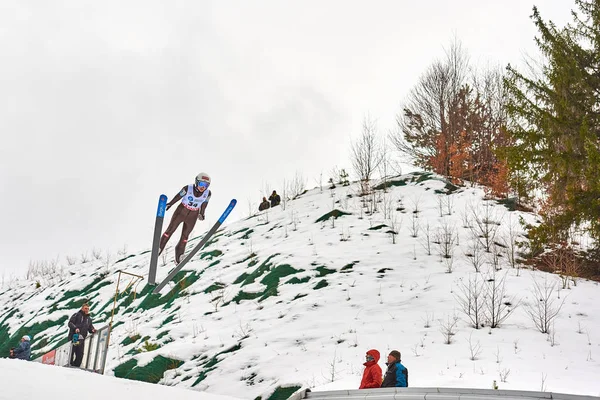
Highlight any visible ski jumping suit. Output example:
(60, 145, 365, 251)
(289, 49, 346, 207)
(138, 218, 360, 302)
(160, 184, 211, 262)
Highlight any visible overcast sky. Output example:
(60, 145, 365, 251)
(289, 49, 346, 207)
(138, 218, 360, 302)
(0, 0, 573, 276)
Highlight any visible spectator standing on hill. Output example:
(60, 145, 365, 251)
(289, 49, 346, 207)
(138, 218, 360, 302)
(381, 350, 408, 387)
(359, 349, 382, 389)
(68, 303, 96, 367)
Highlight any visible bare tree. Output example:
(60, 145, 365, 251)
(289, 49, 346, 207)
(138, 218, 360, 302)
(465, 239, 486, 272)
(526, 275, 566, 334)
(288, 171, 307, 200)
(503, 215, 522, 271)
(454, 274, 486, 329)
(419, 221, 433, 255)
(439, 313, 460, 344)
(485, 269, 518, 328)
(467, 332, 482, 360)
(388, 212, 401, 244)
(435, 221, 458, 260)
(391, 38, 469, 176)
(469, 202, 503, 252)
(351, 115, 382, 195)
(378, 137, 393, 192)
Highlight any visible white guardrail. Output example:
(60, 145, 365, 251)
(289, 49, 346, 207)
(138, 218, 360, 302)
(291, 387, 600, 400)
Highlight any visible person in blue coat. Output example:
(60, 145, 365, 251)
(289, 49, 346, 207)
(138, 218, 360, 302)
(381, 350, 408, 387)
(10, 335, 31, 361)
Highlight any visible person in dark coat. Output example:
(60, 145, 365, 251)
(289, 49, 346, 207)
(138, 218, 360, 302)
(10, 335, 31, 360)
(268, 190, 281, 207)
(359, 349, 382, 389)
(381, 350, 408, 387)
(258, 197, 271, 211)
(68, 303, 96, 367)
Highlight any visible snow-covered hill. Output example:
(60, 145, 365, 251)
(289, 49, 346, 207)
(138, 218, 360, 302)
(1, 172, 599, 399)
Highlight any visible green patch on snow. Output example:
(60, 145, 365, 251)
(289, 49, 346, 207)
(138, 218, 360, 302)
(208, 260, 221, 268)
(156, 331, 169, 340)
(231, 264, 303, 304)
(160, 314, 176, 327)
(204, 282, 226, 294)
(314, 280, 328, 290)
(136, 270, 202, 311)
(192, 344, 241, 387)
(497, 197, 519, 211)
(60, 276, 108, 303)
(121, 334, 141, 346)
(234, 254, 279, 286)
(292, 293, 308, 301)
(315, 209, 351, 223)
(340, 261, 358, 272)
(368, 224, 388, 230)
(267, 386, 302, 400)
(233, 227, 251, 235)
(234, 253, 257, 265)
(286, 276, 311, 284)
(316, 266, 336, 277)
(373, 177, 408, 190)
(114, 355, 183, 384)
(260, 264, 303, 288)
(230, 290, 263, 304)
(200, 249, 223, 260)
(115, 254, 135, 264)
(240, 229, 254, 240)
(434, 182, 460, 195)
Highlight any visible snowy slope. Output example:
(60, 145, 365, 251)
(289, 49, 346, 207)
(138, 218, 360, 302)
(1, 172, 599, 399)
(0, 358, 242, 400)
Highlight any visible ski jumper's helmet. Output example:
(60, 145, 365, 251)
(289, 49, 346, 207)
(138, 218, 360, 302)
(195, 172, 211, 187)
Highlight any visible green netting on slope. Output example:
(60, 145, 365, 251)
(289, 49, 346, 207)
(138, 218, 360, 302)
(314, 280, 328, 290)
(292, 293, 307, 301)
(113, 355, 184, 384)
(315, 210, 351, 223)
(285, 276, 310, 284)
(204, 282, 226, 294)
(0, 315, 68, 358)
(260, 265, 303, 288)
(156, 331, 169, 340)
(136, 270, 202, 311)
(340, 261, 359, 273)
(60, 276, 108, 303)
(230, 264, 303, 304)
(200, 249, 223, 260)
(315, 266, 336, 277)
(191, 343, 241, 387)
(373, 178, 408, 190)
(234, 253, 257, 265)
(267, 386, 302, 400)
(240, 229, 254, 240)
(115, 254, 135, 264)
(233, 254, 280, 286)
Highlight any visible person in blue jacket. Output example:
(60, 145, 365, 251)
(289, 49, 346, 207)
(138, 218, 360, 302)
(381, 350, 408, 387)
(10, 335, 31, 361)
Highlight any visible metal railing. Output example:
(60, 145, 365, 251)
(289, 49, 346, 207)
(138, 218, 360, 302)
(34, 325, 110, 374)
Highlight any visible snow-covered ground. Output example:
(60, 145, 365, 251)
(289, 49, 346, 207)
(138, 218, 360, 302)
(1, 172, 599, 399)
(0, 358, 242, 400)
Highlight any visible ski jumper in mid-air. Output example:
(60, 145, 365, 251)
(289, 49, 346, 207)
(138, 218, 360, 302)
(159, 172, 211, 264)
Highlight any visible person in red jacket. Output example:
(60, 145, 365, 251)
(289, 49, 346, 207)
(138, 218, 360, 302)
(359, 349, 382, 389)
